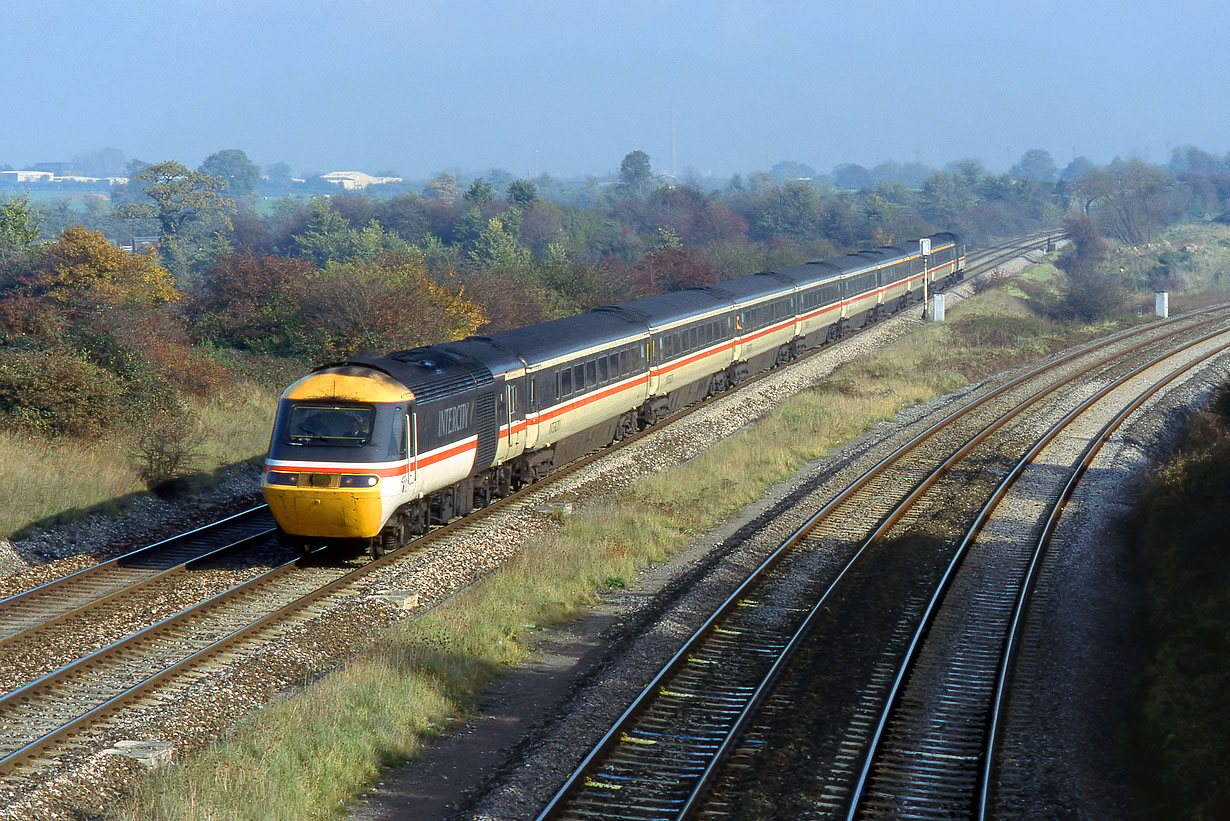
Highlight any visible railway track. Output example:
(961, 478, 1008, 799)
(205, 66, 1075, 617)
(538, 302, 1230, 819)
(848, 329, 1230, 820)
(0, 232, 1052, 782)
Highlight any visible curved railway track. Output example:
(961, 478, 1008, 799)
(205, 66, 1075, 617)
(0, 233, 1053, 782)
(538, 303, 1230, 819)
(847, 330, 1230, 820)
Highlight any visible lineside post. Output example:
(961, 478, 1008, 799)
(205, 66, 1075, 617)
(920, 238, 931, 320)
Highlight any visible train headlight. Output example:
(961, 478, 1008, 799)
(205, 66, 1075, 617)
(266, 471, 299, 486)
(339, 474, 380, 488)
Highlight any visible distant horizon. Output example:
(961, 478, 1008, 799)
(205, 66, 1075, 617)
(3, 143, 1219, 187)
(4, 1, 1227, 182)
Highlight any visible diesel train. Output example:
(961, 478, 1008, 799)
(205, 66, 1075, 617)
(263, 233, 965, 556)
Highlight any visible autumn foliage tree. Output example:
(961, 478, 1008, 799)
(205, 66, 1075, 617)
(187, 252, 315, 352)
(39, 226, 180, 307)
(291, 254, 486, 360)
(0, 226, 203, 436)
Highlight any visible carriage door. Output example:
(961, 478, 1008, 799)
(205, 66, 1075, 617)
(505, 383, 525, 454)
(407, 411, 418, 486)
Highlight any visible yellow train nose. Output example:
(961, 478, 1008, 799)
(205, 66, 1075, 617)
(263, 484, 385, 540)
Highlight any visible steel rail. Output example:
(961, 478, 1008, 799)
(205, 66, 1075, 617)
(845, 326, 1230, 819)
(974, 332, 1230, 818)
(680, 317, 1230, 819)
(0, 505, 273, 633)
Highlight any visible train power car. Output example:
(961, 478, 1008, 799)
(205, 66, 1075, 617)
(263, 233, 964, 556)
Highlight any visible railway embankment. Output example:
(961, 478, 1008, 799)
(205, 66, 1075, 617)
(1124, 387, 1230, 819)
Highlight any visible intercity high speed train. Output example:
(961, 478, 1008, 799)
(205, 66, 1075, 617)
(263, 233, 965, 556)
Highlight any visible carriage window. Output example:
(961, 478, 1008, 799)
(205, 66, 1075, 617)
(598, 356, 609, 383)
(559, 368, 572, 395)
(573, 364, 585, 391)
(586, 360, 597, 386)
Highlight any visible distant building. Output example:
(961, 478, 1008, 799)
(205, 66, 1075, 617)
(0, 171, 126, 186)
(31, 161, 79, 176)
(319, 170, 402, 190)
(0, 170, 54, 183)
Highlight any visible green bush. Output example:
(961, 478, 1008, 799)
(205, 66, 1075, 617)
(1128, 387, 1230, 819)
(0, 347, 126, 437)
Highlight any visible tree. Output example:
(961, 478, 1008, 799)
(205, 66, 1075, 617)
(469, 215, 531, 270)
(0, 195, 44, 270)
(118, 161, 235, 278)
(293, 198, 357, 264)
(752, 181, 825, 242)
(770, 160, 817, 182)
(1169, 146, 1225, 176)
(294, 255, 485, 359)
(200, 149, 261, 199)
(463, 178, 496, 205)
(1055, 213, 1121, 320)
(39, 226, 180, 307)
(921, 171, 976, 224)
(266, 162, 293, 197)
(1010, 149, 1057, 183)
(831, 163, 872, 190)
(623, 247, 715, 296)
(1060, 156, 1098, 182)
(1077, 158, 1175, 245)
(617, 150, 654, 198)
(506, 179, 539, 207)
(187, 252, 314, 352)
(424, 173, 460, 200)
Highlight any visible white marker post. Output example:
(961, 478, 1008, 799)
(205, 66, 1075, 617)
(1155, 291, 1169, 318)
(933, 292, 946, 321)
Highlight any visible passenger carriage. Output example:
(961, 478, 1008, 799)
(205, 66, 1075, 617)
(262, 232, 966, 555)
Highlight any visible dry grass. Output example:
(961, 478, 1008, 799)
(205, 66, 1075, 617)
(0, 380, 278, 539)
(0, 433, 142, 536)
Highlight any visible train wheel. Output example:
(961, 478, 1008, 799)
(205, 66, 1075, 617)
(372, 522, 401, 559)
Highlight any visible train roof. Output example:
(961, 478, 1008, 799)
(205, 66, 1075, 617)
(700, 271, 796, 304)
(829, 253, 882, 274)
(599, 288, 733, 330)
(769, 259, 845, 288)
(437, 337, 527, 380)
(481, 309, 648, 367)
(342, 347, 494, 403)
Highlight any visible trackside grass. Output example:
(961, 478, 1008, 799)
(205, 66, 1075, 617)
(0, 433, 141, 536)
(121, 265, 1152, 820)
(0, 381, 278, 540)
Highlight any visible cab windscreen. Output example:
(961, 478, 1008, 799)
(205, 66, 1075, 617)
(285, 404, 375, 446)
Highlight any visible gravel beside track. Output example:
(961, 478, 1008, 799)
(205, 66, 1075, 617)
(4, 248, 1202, 820)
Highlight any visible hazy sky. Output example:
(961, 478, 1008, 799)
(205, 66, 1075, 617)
(3, 0, 1227, 180)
